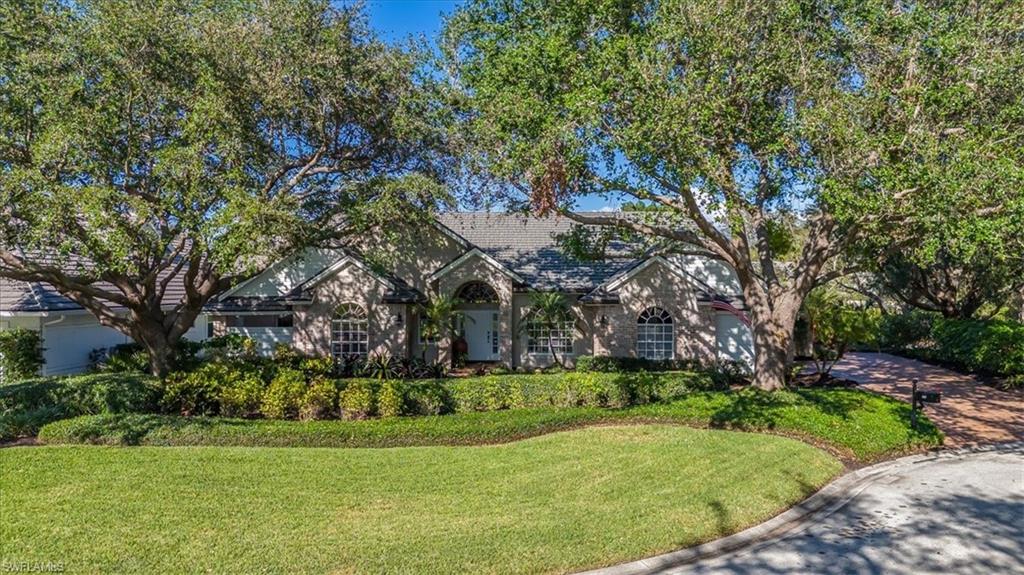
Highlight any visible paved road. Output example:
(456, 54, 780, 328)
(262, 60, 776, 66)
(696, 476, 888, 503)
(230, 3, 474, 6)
(831, 352, 1024, 447)
(665, 446, 1024, 575)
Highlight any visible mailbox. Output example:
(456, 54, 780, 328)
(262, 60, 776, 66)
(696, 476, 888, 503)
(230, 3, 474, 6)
(914, 390, 941, 405)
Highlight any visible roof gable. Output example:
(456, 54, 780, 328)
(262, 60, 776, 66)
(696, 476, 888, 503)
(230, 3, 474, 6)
(427, 248, 527, 285)
(602, 256, 710, 296)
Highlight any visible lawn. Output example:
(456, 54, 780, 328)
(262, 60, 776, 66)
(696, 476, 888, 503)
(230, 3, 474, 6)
(0, 426, 840, 574)
(40, 388, 943, 461)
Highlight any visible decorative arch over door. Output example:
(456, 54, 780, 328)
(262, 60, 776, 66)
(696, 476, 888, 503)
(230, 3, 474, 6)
(456, 281, 499, 304)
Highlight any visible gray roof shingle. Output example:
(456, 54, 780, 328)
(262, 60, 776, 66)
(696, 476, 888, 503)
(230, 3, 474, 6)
(437, 212, 640, 291)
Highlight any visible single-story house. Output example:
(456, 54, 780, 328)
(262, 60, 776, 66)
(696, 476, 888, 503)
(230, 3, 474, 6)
(1, 212, 755, 377)
(207, 212, 755, 369)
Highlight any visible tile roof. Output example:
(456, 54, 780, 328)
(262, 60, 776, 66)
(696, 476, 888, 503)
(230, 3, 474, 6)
(1, 250, 194, 314)
(437, 212, 641, 291)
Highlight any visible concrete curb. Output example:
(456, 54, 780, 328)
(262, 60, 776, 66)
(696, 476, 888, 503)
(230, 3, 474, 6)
(577, 442, 1024, 575)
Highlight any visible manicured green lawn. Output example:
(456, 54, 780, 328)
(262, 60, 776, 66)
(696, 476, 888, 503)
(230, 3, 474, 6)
(40, 388, 943, 461)
(1, 426, 840, 574)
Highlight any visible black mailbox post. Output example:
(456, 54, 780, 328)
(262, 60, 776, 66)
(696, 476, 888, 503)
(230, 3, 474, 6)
(910, 379, 941, 430)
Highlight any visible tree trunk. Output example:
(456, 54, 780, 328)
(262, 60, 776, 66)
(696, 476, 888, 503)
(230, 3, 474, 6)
(746, 290, 801, 391)
(750, 321, 790, 390)
(130, 313, 193, 379)
(548, 337, 564, 369)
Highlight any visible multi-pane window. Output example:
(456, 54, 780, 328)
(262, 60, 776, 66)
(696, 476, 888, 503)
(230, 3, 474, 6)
(331, 304, 368, 359)
(526, 314, 575, 355)
(637, 307, 674, 360)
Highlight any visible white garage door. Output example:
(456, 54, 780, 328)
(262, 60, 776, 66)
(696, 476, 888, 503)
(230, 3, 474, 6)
(42, 315, 132, 376)
(715, 312, 754, 369)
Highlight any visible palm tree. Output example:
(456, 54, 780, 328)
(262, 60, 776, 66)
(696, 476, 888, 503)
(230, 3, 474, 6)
(419, 294, 469, 362)
(522, 291, 575, 368)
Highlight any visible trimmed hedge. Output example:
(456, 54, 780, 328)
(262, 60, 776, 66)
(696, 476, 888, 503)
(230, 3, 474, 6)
(0, 373, 160, 440)
(877, 312, 1024, 385)
(0, 368, 724, 440)
(38, 388, 944, 462)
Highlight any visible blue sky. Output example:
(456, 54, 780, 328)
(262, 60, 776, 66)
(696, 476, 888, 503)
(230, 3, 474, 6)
(354, 0, 618, 211)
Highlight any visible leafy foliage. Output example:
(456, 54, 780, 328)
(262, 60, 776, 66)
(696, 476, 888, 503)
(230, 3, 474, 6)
(339, 380, 376, 420)
(0, 373, 160, 440)
(300, 378, 339, 421)
(877, 312, 1024, 382)
(0, 328, 44, 383)
(804, 290, 878, 378)
(260, 368, 307, 420)
(0, 0, 452, 375)
(444, 0, 1022, 390)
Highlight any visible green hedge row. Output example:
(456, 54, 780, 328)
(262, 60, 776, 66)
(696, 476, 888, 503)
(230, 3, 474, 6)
(876, 312, 1024, 384)
(0, 373, 160, 440)
(161, 366, 724, 421)
(0, 368, 723, 439)
(38, 388, 944, 462)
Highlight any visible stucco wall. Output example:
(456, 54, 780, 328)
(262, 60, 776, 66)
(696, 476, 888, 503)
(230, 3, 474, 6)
(292, 262, 409, 358)
(592, 261, 716, 362)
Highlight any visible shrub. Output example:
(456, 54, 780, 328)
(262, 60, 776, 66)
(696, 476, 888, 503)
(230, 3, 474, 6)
(877, 311, 935, 350)
(362, 352, 400, 380)
(219, 372, 266, 418)
(805, 290, 877, 379)
(929, 317, 1024, 377)
(298, 356, 336, 379)
(90, 343, 149, 374)
(874, 312, 1023, 379)
(261, 368, 307, 420)
(0, 373, 160, 440)
(572, 355, 706, 373)
(0, 328, 44, 383)
(300, 378, 339, 421)
(405, 380, 451, 415)
(339, 380, 376, 420)
(161, 366, 226, 416)
(377, 380, 406, 418)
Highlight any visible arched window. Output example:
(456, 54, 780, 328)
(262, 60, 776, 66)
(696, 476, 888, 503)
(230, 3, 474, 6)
(456, 281, 499, 303)
(637, 307, 674, 360)
(331, 304, 368, 359)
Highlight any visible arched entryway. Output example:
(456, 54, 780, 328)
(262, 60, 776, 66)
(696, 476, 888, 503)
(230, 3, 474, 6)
(455, 281, 501, 362)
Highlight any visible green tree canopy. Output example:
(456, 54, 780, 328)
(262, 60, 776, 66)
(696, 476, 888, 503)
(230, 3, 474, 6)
(0, 0, 452, 375)
(445, 0, 1022, 389)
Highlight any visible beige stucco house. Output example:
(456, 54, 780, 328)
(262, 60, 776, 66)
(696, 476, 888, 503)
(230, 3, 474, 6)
(206, 212, 754, 369)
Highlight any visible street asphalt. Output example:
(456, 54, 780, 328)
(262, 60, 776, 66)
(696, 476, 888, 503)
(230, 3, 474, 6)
(669, 445, 1024, 575)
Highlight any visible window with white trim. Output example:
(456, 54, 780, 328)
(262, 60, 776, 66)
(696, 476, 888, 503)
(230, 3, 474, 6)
(331, 304, 368, 359)
(526, 313, 575, 355)
(637, 307, 674, 359)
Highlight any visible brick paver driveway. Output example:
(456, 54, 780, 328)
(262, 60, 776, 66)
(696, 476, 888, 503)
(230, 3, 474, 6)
(831, 352, 1024, 447)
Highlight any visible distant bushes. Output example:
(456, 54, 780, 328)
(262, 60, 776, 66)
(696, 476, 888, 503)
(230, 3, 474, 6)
(875, 311, 1024, 387)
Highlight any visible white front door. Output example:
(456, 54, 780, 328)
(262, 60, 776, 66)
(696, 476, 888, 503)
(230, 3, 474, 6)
(462, 310, 501, 361)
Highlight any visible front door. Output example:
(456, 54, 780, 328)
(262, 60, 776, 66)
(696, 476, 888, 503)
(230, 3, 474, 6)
(462, 310, 501, 361)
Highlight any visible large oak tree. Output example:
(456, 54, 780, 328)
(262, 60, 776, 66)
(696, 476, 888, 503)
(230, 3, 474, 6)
(445, 0, 1022, 389)
(0, 0, 452, 376)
